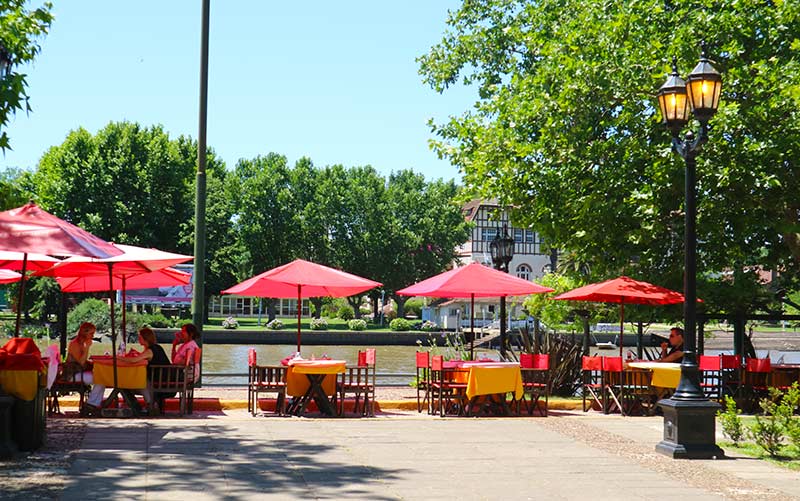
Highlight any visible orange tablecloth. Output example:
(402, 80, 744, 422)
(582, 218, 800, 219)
(91, 356, 147, 389)
(286, 360, 346, 397)
(462, 363, 523, 400)
(628, 361, 681, 389)
(0, 369, 45, 401)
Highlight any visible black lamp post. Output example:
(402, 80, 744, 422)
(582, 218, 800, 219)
(0, 45, 11, 79)
(654, 46, 724, 459)
(489, 224, 515, 360)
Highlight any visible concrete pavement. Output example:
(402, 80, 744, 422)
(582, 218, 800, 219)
(56, 411, 800, 500)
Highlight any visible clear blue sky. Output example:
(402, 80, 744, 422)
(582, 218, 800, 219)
(2, 1, 474, 181)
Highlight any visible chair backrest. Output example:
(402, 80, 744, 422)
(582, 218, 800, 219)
(602, 356, 623, 373)
(746, 357, 771, 373)
(415, 351, 430, 369)
(720, 354, 741, 370)
(248, 348, 257, 367)
(533, 354, 549, 370)
(698, 355, 720, 371)
(519, 353, 533, 369)
(582, 356, 602, 371)
(431, 355, 444, 371)
(358, 348, 376, 367)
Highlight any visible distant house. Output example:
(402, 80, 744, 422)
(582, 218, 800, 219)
(423, 200, 557, 330)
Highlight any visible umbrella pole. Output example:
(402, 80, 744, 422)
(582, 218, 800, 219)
(296, 284, 301, 354)
(13, 253, 28, 336)
(122, 276, 127, 346)
(470, 293, 475, 360)
(108, 264, 118, 389)
(619, 303, 625, 359)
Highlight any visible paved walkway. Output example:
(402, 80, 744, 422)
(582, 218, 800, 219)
(55, 410, 800, 501)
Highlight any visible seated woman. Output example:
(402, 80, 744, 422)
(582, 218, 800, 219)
(125, 327, 172, 412)
(171, 322, 200, 381)
(659, 327, 684, 363)
(65, 322, 105, 414)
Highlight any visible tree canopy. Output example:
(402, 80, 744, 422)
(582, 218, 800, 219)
(420, 0, 800, 313)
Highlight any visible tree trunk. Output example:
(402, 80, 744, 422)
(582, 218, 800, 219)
(370, 292, 379, 318)
(394, 295, 408, 319)
(266, 299, 277, 322)
(347, 296, 362, 319)
(310, 297, 323, 319)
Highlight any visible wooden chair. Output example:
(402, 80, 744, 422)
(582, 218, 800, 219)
(620, 367, 656, 416)
(415, 351, 431, 413)
(743, 357, 772, 411)
(429, 355, 468, 417)
(581, 356, 603, 412)
(339, 349, 376, 417)
(602, 356, 624, 415)
(248, 349, 287, 416)
(47, 364, 90, 416)
(519, 353, 549, 416)
(699, 354, 722, 401)
(149, 349, 199, 417)
(720, 354, 743, 399)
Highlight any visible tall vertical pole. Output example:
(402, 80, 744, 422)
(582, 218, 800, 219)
(192, 0, 210, 383)
(13, 253, 28, 336)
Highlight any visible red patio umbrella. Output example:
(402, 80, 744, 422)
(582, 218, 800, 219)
(396, 262, 554, 358)
(56, 267, 191, 293)
(0, 269, 22, 284)
(36, 244, 192, 389)
(553, 276, 687, 358)
(221, 259, 382, 352)
(0, 202, 122, 336)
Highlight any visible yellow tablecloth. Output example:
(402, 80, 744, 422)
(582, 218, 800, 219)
(465, 365, 524, 400)
(286, 360, 346, 397)
(92, 357, 147, 389)
(628, 362, 681, 389)
(0, 369, 45, 401)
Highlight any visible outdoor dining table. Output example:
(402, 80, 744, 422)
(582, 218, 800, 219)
(285, 359, 346, 417)
(627, 361, 681, 389)
(91, 355, 148, 417)
(446, 360, 523, 416)
(772, 364, 800, 388)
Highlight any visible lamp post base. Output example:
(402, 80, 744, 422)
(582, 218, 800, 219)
(655, 397, 724, 459)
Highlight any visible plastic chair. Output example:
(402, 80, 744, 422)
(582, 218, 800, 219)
(581, 356, 603, 412)
(415, 352, 430, 413)
(519, 353, 549, 416)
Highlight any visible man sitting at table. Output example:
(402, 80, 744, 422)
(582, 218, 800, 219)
(659, 327, 684, 363)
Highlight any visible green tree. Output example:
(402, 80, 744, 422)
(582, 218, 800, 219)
(0, 1, 53, 150)
(0, 168, 27, 210)
(420, 0, 800, 313)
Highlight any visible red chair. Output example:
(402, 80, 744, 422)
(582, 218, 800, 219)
(429, 355, 468, 417)
(602, 357, 624, 415)
(698, 355, 722, 400)
(519, 353, 549, 416)
(582, 356, 603, 412)
(340, 349, 376, 417)
(720, 354, 743, 399)
(744, 357, 772, 411)
(415, 352, 430, 413)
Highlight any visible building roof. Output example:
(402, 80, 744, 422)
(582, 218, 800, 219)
(462, 198, 499, 221)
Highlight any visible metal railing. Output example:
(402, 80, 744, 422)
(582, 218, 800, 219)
(201, 371, 417, 387)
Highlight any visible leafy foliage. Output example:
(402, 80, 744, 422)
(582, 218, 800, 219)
(67, 298, 111, 335)
(420, 0, 800, 313)
(718, 396, 745, 446)
(347, 318, 367, 331)
(221, 316, 239, 329)
(310, 318, 328, 331)
(337, 305, 355, 321)
(0, 1, 53, 151)
(266, 318, 284, 330)
(389, 318, 412, 331)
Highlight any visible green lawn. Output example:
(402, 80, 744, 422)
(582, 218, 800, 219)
(720, 441, 800, 471)
(204, 316, 395, 332)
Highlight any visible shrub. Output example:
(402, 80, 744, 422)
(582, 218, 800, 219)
(404, 298, 424, 318)
(221, 316, 239, 329)
(67, 298, 112, 335)
(20, 325, 48, 339)
(266, 319, 284, 330)
(131, 312, 173, 329)
(348, 319, 367, 331)
(390, 318, 412, 331)
(321, 298, 347, 318)
(359, 304, 372, 315)
(749, 390, 786, 457)
(337, 305, 355, 320)
(718, 396, 744, 446)
(420, 320, 438, 332)
(310, 318, 328, 331)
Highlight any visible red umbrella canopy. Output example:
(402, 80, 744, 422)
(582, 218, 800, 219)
(396, 262, 554, 298)
(552, 276, 686, 305)
(221, 259, 381, 298)
(0, 251, 60, 272)
(35, 243, 193, 278)
(57, 267, 191, 293)
(0, 269, 22, 284)
(0, 202, 122, 258)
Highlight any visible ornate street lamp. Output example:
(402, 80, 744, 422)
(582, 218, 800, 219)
(490, 223, 515, 359)
(0, 45, 11, 79)
(655, 45, 724, 459)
